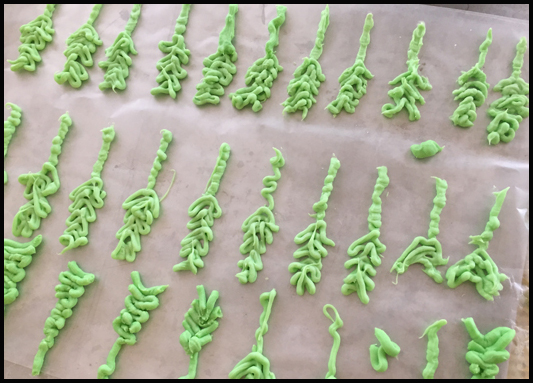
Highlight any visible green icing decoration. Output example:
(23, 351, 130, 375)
(229, 5, 287, 112)
(229, 289, 276, 379)
(462, 317, 516, 379)
(151, 4, 192, 99)
(342, 166, 389, 304)
(179, 285, 223, 379)
(173, 143, 231, 274)
(446, 188, 509, 301)
(450, 29, 492, 128)
(4, 235, 43, 309)
(236, 148, 285, 284)
(281, 5, 330, 120)
(111, 129, 172, 262)
(420, 319, 447, 379)
(8, 4, 56, 72)
(32, 261, 95, 376)
(486, 37, 529, 145)
(54, 4, 103, 88)
(97, 271, 168, 379)
(59, 126, 115, 254)
(4, 103, 22, 184)
(323, 304, 343, 379)
(326, 13, 374, 117)
(289, 156, 340, 296)
(382, 22, 432, 121)
(391, 177, 449, 283)
(12, 113, 72, 238)
(98, 4, 142, 91)
(193, 4, 238, 105)
(410, 140, 443, 159)
(369, 328, 401, 373)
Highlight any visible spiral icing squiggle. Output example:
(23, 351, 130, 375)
(420, 319, 447, 379)
(4, 103, 23, 184)
(324, 304, 343, 379)
(369, 328, 401, 373)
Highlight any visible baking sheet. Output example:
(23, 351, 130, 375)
(3, 4, 529, 379)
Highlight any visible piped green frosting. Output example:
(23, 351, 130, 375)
(4, 103, 22, 184)
(324, 304, 343, 379)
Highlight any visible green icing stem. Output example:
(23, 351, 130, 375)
(99, 4, 142, 91)
(32, 261, 95, 376)
(324, 304, 343, 379)
(410, 140, 443, 159)
(450, 29, 492, 128)
(179, 285, 223, 379)
(151, 4, 192, 99)
(486, 37, 529, 145)
(342, 166, 389, 304)
(382, 22, 432, 121)
(326, 13, 374, 117)
(289, 156, 340, 296)
(4, 235, 43, 309)
(462, 317, 516, 379)
(193, 5, 239, 105)
(229, 5, 287, 112)
(173, 143, 231, 274)
(97, 271, 168, 379)
(236, 148, 285, 284)
(59, 126, 116, 254)
(420, 319, 447, 379)
(54, 4, 103, 88)
(12, 113, 72, 238)
(391, 177, 449, 283)
(229, 289, 276, 379)
(369, 328, 401, 373)
(4, 103, 23, 184)
(446, 188, 509, 301)
(281, 5, 330, 120)
(8, 4, 56, 72)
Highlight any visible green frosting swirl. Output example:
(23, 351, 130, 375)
(369, 328, 401, 372)
(236, 148, 285, 284)
(12, 113, 72, 238)
(420, 319, 447, 379)
(289, 157, 340, 296)
(4, 103, 22, 184)
(326, 13, 374, 117)
(8, 4, 56, 72)
(382, 22, 432, 121)
(59, 126, 115, 254)
(410, 140, 443, 159)
(324, 304, 343, 379)
(32, 261, 95, 376)
(151, 4, 191, 99)
(229, 5, 287, 112)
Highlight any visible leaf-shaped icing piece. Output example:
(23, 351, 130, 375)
(410, 140, 443, 159)
(420, 319, 447, 379)
(4, 103, 23, 184)
(369, 328, 401, 372)
(323, 304, 343, 379)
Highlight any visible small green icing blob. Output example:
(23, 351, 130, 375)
(54, 4, 103, 88)
(450, 29, 492, 128)
(324, 304, 343, 379)
(59, 126, 115, 254)
(12, 113, 72, 238)
(111, 129, 172, 262)
(446, 188, 509, 301)
(486, 37, 529, 145)
(236, 148, 285, 284)
(420, 319, 447, 379)
(382, 22, 432, 121)
(151, 4, 192, 99)
(462, 317, 516, 379)
(282, 5, 330, 120)
(410, 140, 443, 159)
(369, 328, 401, 372)
(97, 271, 168, 379)
(4, 103, 23, 184)
(391, 177, 449, 283)
(4, 235, 43, 310)
(193, 5, 238, 105)
(326, 13, 374, 117)
(289, 156, 340, 296)
(32, 261, 95, 376)
(99, 4, 142, 91)
(8, 4, 56, 72)
(179, 285, 223, 379)
(229, 289, 276, 379)
(173, 143, 231, 274)
(229, 5, 287, 112)
(342, 166, 389, 304)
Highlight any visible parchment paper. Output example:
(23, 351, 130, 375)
(3, 4, 529, 379)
